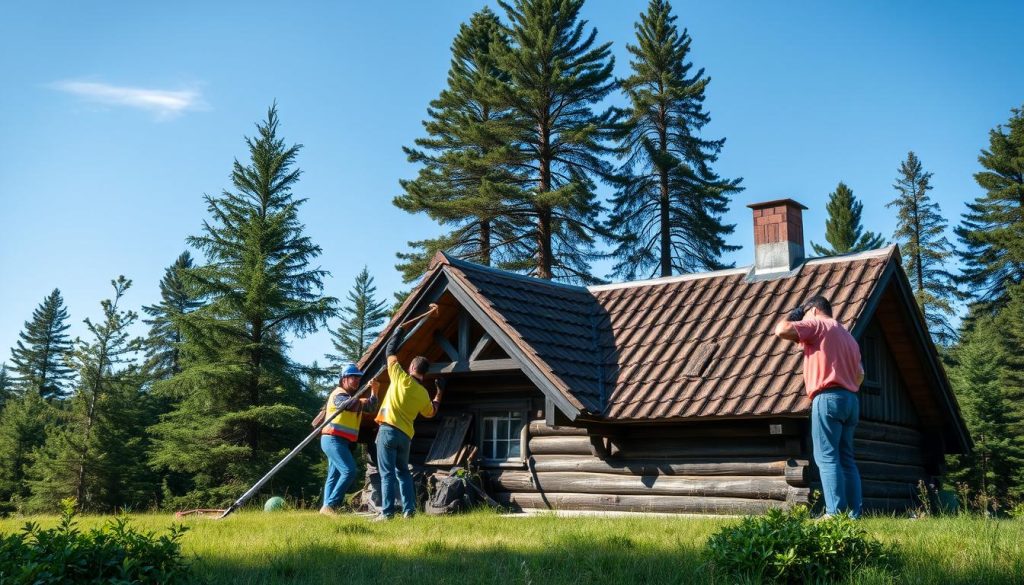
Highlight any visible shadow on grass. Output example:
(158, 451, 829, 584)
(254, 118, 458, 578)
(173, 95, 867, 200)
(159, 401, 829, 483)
(193, 532, 712, 585)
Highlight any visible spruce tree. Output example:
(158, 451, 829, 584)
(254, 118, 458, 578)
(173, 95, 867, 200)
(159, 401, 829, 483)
(328, 267, 389, 366)
(9, 289, 74, 399)
(887, 151, 960, 345)
(0, 393, 52, 505)
(0, 364, 11, 410)
(150, 105, 336, 507)
(996, 284, 1024, 499)
(142, 251, 202, 380)
(395, 8, 530, 282)
(608, 0, 742, 278)
(810, 182, 886, 256)
(26, 277, 153, 512)
(956, 105, 1024, 310)
(495, 0, 619, 282)
(945, 316, 1024, 506)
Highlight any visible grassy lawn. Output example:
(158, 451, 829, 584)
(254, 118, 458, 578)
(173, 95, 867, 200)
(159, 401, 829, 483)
(2, 510, 1022, 584)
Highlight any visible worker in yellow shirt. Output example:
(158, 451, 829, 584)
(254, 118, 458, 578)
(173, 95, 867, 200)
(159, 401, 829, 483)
(371, 328, 444, 520)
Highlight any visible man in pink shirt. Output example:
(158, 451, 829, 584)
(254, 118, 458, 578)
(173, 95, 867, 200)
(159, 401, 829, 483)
(775, 295, 864, 518)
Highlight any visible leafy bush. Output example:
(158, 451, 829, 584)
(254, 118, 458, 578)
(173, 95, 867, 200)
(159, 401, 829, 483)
(0, 498, 195, 584)
(704, 506, 891, 583)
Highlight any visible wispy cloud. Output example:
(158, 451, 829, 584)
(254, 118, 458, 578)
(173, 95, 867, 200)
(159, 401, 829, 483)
(51, 80, 204, 119)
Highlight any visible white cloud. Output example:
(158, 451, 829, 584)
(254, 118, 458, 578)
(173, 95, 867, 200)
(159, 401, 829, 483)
(52, 80, 204, 119)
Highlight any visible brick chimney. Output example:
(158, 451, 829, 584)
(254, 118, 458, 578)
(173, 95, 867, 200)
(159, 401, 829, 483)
(747, 199, 807, 275)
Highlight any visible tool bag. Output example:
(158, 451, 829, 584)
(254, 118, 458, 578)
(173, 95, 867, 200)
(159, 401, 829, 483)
(426, 467, 499, 515)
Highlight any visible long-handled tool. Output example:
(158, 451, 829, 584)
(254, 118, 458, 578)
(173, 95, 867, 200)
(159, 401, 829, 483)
(206, 303, 439, 520)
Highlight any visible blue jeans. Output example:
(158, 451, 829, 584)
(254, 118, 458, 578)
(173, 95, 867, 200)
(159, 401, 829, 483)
(812, 389, 863, 518)
(376, 424, 415, 517)
(321, 435, 357, 509)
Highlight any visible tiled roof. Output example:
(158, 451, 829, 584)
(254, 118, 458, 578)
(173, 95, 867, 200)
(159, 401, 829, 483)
(443, 260, 605, 413)
(590, 249, 892, 421)
(390, 248, 894, 422)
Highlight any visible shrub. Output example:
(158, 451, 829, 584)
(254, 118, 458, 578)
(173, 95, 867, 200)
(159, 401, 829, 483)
(704, 506, 891, 583)
(0, 498, 195, 584)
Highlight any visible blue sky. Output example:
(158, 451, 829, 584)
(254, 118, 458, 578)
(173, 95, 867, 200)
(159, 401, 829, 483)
(1, 1, 1022, 369)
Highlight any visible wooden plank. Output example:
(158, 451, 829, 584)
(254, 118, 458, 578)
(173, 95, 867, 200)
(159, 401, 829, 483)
(625, 421, 802, 440)
(609, 437, 791, 459)
(425, 412, 474, 466)
(493, 492, 787, 514)
(489, 471, 792, 500)
(428, 359, 520, 374)
(433, 331, 460, 363)
(529, 455, 791, 477)
(469, 332, 493, 361)
(458, 312, 470, 361)
(855, 420, 924, 446)
(528, 420, 587, 437)
(529, 435, 593, 456)
(854, 438, 925, 465)
(857, 460, 928, 484)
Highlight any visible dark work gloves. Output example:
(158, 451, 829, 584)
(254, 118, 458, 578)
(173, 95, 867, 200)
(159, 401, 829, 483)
(385, 328, 406, 356)
(434, 378, 446, 392)
(787, 306, 806, 322)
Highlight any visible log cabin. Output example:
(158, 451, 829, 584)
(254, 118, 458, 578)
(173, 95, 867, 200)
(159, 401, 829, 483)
(355, 199, 970, 515)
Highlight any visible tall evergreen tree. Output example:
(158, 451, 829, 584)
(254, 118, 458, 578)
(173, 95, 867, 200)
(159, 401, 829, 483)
(887, 151, 960, 345)
(608, 0, 742, 279)
(810, 182, 886, 256)
(395, 8, 530, 282)
(142, 251, 202, 380)
(0, 393, 52, 505)
(0, 364, 12, 410)
(495, 0, 619, 282)
(9, 289, 74, 399)
(150, 105, 337, 507)
(26, 277, 153, 512)
(956, 105, 1024, 311)
(328, 267, 389, 366)
(995, 283, 1024, 498)
(945, 316, 1024, 506)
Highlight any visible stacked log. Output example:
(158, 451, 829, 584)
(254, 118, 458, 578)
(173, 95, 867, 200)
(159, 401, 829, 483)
(490, 421, 805, 514)
(853, 420, 927, 511)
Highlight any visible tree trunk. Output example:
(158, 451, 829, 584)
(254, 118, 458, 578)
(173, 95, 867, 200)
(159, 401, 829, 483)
(537, 120, 553, 279)
(658, 102, 671, 277)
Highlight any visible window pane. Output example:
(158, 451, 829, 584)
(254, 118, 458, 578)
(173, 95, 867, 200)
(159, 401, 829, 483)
(483, 439, 495, 459)
(495, 440, 508, 460)
(508, 439, 521, 458)
(498, 418, 509, 440)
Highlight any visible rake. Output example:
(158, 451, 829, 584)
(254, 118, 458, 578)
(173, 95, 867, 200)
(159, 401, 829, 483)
(176, 302, 439, 520)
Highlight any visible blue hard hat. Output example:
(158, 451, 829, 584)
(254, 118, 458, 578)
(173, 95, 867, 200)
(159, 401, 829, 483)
(341, 364, 364, 378)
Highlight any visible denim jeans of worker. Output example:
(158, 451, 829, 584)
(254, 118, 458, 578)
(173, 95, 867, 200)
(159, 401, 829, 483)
(321, 435, 357, 509)
(376, 424, 416, 517)
(812, 388, 863, 518)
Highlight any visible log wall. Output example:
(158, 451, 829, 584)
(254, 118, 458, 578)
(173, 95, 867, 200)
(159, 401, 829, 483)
(489, 420, 810, 514)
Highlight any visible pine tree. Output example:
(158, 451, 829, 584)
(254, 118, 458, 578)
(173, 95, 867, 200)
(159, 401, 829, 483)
(395, 8, 530, 283)
(9, 289, 74, 399)
(142, 251, 202, 380)
(328, 267, 389, 366)
(956, 105, 1024, 311)
(810, 182, 886, 256)
(150, 105, 337, 507)
(495, 0, 619, 282)
(0, 392, 52, 505)
(995, 283, 1024, 499)
(0, 364, 12, 410)
(887, 151, 960, 345)
(608, 0, 742, 279)
(945, 316, 1024, 506)
(26, 277, 153, 512)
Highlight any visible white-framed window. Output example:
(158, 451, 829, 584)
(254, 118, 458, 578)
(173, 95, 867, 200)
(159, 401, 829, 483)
(481, 411, 524, 463)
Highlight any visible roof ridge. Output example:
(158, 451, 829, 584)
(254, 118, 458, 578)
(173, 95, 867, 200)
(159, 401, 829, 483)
(587, 246, 895, 293)
(443, 255, 592, 293)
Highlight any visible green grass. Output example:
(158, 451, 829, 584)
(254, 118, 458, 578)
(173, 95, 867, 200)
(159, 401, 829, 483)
(2, 510, 1022, 584)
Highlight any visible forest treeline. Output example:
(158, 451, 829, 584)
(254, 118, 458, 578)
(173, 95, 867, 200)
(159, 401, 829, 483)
(0, 0, 1021, 513)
